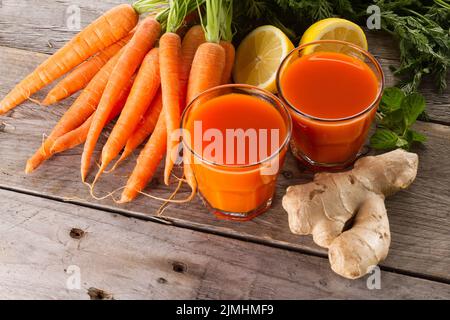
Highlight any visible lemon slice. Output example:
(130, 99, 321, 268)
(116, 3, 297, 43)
(233, 25, 294, 93)
(300, 18, 368, 54)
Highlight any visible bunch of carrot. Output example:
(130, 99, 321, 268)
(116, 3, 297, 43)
(0, 0, 235, 205)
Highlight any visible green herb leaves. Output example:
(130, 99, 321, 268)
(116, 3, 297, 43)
(234, 0, 449, 93)
(370, 87, 426, 150)
(381, 7, 450, 93)
(371, 129, 407, 149)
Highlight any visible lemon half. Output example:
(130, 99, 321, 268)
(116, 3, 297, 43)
(300, 18, 368, 54)
(233, 25, 294, 93)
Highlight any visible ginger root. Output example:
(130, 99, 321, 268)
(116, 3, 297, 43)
(282, 149, 418, 279)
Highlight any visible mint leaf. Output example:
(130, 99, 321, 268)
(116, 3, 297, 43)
(407, 129, 427, 143)
(402, 92, 426, 128)
(370, 129, 401, 150)
(396, 136, 409, 148)
(372, 87, 427, 151)
(380, 87, 404, 113)
(380, 109, 406, 134)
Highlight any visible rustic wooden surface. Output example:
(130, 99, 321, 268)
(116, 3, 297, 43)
(0, 1, 449, 299)
(3, 189, 449, 299)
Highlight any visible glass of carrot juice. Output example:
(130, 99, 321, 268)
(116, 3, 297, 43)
(277, 40, 384, 169)
(181, 84, 292, 221)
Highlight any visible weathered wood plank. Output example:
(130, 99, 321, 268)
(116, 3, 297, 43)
(366, 31, 450, 124)
(0, 46, 449, 281)
(0, 2, 448, 122)
(0, 0, 124, 55)
(0, 189, 448, 299)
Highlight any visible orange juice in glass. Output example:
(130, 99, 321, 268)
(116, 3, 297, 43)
(277, 40, 384, 169)
(181, 84, 292, 221)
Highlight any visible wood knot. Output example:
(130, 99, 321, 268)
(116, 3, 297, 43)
(87, 287, 113, 300)
(70, 228, 85, 239)
(318, 279, 328, 287)
(0, 122, 5, 133)
(172, 261, 187, 273)
(157, 277, 168, 284)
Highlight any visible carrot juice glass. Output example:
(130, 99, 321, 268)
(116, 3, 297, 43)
(277, 40, 384, 169)
(181, 84, 292, 221)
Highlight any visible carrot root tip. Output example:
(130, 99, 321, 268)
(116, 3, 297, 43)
(28, 97, 44, 106)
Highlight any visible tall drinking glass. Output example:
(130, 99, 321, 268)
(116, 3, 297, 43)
(277, 40, 384, 169)
(181, 84, 292, 221)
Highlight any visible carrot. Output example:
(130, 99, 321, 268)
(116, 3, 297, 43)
(25, 48, 126, 174)
(117, 24, 205, 168)
(119, 113, 167, 203)
(94, 47, 161, 183)
(180, 25, 206, 107)
(50, 82, 132, 155)
(219, 41, 235, 84)
(42, 33, 134, 106)
(119, 0, 202, 202)
(113, 23, 206, 173)
(81, 17, 161, 182)
(159, 0, 205, 186)
(113, 90, 163, 168)
(159, 32, 183, 186)
(0, 4, 137, 115)
(186, 43, 225, 104)
(186, 0, 226, 104)
(181, 0, 230, 201)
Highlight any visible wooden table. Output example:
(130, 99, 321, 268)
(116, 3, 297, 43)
(0, 1, 449, 300)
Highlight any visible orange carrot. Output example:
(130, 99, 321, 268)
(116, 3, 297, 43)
(50, 82, 132, 154)
(42, 33, 134, 106)
(81, 17, 161, 182)
(113, 90, 162, 168)
(182, 41, 226, 202)
(0, 4, 137, 115)
(116, 24, 205, 168)
(25, 48, 126, 173)
(181, 0, 229, 201)
(159, 32, 183, 186)
(119, 113, 167, 203)
(119, 1, 201, 202)
(94, 47, 161, 182)
(180, 25, 206, 107)
(186, 42, 226, 104)
(219, 41, 235, 84)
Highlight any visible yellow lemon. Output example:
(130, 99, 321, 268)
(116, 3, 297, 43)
(233, 25, 294, 93)
(300, 18, 368, 54)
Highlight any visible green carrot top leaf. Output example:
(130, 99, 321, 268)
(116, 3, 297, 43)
(199, 0, 222, 43)
(220, 0, 234, 42)
(165, 0, 189, 33)
(132, 0, 168, 15)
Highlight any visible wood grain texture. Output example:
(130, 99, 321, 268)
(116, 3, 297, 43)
(0, 189, 448, 299)
(0, 2, 448, 122)
(0, 45, 449, 281)
(0, 0, 124, 54)
(366, 31, 450, 124)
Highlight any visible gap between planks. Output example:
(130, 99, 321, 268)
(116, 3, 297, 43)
(1, 184, 449, 287)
